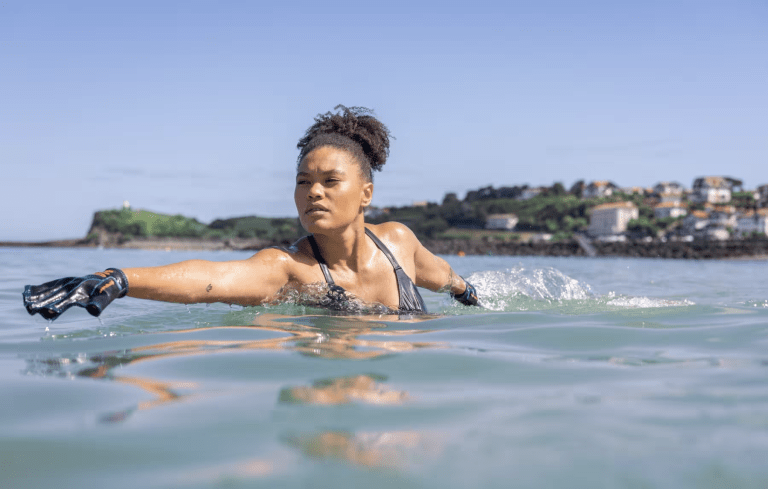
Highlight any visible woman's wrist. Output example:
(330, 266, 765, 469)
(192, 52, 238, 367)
(450, 277, 479, 306)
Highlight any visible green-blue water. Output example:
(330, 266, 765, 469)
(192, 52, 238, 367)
(2, 248, 768, 488)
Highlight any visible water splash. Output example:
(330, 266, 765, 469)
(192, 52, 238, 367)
(461, 267, 593, 312)
(456, 266, 693, 313)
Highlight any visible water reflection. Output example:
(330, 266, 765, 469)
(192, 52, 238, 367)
(280, 374, 408, 405)
(23, 313, 441, 421)
(284, 430, 442, 469)
(278, 373, 443, 470)
(23, 313, 445, 474)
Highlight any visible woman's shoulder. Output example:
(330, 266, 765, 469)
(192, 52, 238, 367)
(366, 222, 421, 251)
(246, 236, 316, 266)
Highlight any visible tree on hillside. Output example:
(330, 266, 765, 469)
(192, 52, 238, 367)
(442, 192, 460, 205)
(569, 180, 585, 198)
(551, 182, 566, 196)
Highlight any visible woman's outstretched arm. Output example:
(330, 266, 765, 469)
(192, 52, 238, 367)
(23, 248, 292, 320)
(125, 248, 291, 306)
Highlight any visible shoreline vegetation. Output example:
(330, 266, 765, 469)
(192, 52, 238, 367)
(4, 234, 767, 260)
(4, 184, 768, 259)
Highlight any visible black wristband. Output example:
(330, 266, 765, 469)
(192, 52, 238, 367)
(451, 279, 479, 306)
(105, 268, 130, 298)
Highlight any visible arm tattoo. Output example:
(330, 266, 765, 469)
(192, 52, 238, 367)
(438, 268, 457, 294)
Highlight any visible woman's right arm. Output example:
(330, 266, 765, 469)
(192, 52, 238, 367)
(23, 248, 293, 321)
(125, 248, 292, 306)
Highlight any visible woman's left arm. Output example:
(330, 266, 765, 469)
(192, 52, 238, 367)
(413, 243, 480, 306)
(413, 240, 467, 295)
(376, 222, 479, 306)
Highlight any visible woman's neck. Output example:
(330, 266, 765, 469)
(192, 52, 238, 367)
(312, 220, 371, 273)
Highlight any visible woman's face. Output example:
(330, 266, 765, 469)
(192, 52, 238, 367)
(294, 146, 373, 234)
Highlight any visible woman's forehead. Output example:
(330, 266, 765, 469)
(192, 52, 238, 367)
(298, 146, 358, 173)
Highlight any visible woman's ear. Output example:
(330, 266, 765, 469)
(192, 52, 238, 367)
(361, 182, 374, 207)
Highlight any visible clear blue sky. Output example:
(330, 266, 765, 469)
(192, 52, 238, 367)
(2, 0, 766, 240)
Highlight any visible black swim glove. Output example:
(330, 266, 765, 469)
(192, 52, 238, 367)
(451, 279, 479, 306)
(23, 268, 129, 320)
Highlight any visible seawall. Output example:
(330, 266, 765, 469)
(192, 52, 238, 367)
(422, 238, 768, 260)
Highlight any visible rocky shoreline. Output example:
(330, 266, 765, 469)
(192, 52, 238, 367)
(0, 236, 274, 252)
(3, 236, 768, 259)
(422, 237, 768, 260)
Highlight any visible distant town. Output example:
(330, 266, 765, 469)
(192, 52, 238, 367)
(365, 176, 768, 244)
(3, 175, 767, 259)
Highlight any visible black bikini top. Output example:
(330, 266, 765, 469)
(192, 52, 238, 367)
(307, 228, 427, 313)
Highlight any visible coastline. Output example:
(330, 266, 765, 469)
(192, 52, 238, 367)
(4, 236, 768, 259)
(421, 237, 768, 260)
(0, 236, 274, 252)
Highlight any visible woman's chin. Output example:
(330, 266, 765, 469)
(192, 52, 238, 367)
(300, 218, 331, 234)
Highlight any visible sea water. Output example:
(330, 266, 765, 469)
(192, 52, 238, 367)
(1, 247, 767, 488)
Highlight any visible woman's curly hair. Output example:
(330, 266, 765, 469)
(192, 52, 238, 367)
(297, 105, 392, 182)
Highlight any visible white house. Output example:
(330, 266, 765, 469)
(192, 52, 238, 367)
(654, 201, 687, 219)
(736, 209, 768, 237)
(653, 182, 685, 203)
(485, 214, 519, 230)
(680, 207, 734, 240)
(588, 202, 639, 236)
(707, 204, 737, 228)
(691, 176, 732, 204)
(682, 210, 709, 233)
(583, 181, 617, 199)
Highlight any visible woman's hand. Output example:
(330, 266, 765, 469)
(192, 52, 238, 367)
(23, 268, 129, 320)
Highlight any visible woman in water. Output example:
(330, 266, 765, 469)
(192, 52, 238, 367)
(23, 106, 478, 319)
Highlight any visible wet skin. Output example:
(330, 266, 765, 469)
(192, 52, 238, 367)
(295, 146, 373, 236)
(121, 145, 468, 310)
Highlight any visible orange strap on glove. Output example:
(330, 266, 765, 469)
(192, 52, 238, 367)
(23, 268, 129, 320)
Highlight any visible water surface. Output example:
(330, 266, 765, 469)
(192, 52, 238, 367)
(2, 248, 768, 488)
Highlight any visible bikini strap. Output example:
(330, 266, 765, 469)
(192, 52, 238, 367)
(310, 230, 405, 285)
(307, 235, 336, 286)
(364, 228, 403, 271)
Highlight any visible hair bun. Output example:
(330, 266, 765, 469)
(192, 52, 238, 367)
(297, 105, 392, 181)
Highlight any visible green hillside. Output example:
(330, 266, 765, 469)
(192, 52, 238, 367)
(88, 208, 303, 243)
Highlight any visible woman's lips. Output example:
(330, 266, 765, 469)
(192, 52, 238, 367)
(305, 206, 328, 215)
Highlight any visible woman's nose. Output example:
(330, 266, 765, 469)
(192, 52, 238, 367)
(307, 182, 323, 199)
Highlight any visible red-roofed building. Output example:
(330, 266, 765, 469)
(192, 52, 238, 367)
(583, 180, 618, 199)
(654, 201, 687, 219)
(588, 202, 638, 236)
(736, 209, 768, 237)
(691, 177, 732, 204)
